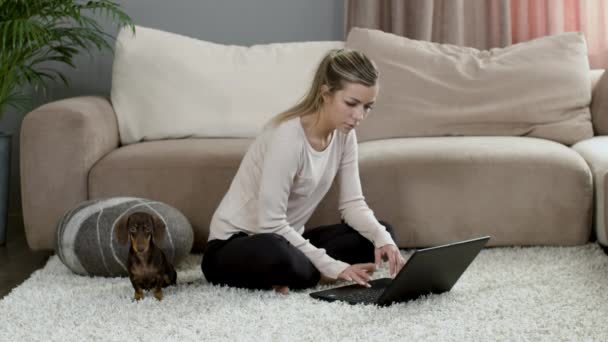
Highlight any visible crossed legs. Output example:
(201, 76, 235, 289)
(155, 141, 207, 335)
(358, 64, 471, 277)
(201, 222, 396, 291)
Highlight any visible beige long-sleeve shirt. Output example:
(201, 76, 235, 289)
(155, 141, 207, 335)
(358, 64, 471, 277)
(208, 117, 395, 279)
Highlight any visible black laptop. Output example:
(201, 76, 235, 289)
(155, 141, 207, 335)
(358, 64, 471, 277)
(309, 236, 490, 306)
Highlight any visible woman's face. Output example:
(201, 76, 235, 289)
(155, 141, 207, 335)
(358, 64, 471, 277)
(322, 82, 379, 134)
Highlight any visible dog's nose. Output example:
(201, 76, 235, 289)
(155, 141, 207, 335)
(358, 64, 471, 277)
(132, 239, 149, 253)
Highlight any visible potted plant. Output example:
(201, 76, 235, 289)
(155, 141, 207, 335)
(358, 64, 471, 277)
(0, 0, 134, 245)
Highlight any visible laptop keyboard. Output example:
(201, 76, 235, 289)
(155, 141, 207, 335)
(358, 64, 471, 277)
(339, 287, 385, 303)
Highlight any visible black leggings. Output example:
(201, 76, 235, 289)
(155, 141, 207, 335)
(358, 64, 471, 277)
(201, 221, 396, 290)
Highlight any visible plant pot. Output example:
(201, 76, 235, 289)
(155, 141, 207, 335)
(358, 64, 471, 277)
(0, 132, 10, 246)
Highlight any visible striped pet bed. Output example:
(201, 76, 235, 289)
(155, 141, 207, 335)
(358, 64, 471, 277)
(56, 197, 193, 277)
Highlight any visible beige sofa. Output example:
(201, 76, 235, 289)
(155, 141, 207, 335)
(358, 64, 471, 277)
(20, 26, 608, 252)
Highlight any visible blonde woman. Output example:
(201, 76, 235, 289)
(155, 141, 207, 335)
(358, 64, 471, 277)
(202, 49, 406, 294)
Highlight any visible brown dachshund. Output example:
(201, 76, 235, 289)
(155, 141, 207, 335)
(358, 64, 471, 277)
(116, 211, 177, 301)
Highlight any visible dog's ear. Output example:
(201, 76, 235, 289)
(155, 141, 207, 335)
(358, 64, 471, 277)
(115, 213, 131, 245)
(152, 214, 167, 243)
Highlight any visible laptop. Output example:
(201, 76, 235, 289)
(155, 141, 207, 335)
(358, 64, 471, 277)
(309, 236, 490, 306)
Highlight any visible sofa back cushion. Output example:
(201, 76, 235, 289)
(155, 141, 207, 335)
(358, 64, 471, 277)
(111, 25, 343, 145)
(345, 28, 594, 145)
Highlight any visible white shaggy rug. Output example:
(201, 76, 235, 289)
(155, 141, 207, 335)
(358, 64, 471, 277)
(2, 244, 608, 341)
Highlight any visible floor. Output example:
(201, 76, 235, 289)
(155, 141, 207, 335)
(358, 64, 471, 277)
(0, 215, 52, 299)
(1, 215, 607, 301)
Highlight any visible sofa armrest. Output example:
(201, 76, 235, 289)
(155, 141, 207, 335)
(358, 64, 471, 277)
(20, 96, 119, 250)
(591, 69, 608, 135)
(572, 136, 608, 246)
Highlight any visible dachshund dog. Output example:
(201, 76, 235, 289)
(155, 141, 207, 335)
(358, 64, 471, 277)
(115, 211, 177, 301)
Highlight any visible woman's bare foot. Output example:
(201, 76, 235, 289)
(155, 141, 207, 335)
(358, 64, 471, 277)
(272, 285, 289, 294)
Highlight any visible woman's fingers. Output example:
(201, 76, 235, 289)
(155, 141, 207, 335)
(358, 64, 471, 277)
(355, 267, 372, 281)
(338, 263, 382, 287)
(391, 251, 404, 276)
(387, 250, 396, 277)
(374, 249, 382, 268)
(359, 263, 377, 274)
(398, 255, 406, 272)
(352, 264, 377, 287)
(338, 272, 352, 281)
(350, 270, 371, 287)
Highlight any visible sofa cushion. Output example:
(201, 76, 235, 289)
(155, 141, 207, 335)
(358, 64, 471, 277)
(111, 25, 343, 145)
(56, 197, 193, 276)
(345, 28, 593, 145)
(572, 136, 608, 245)
(88, 139, 253, 250)
(591, 70, 608, 135)
(307, 136, 593, 247)
(89, 136, 592, 249)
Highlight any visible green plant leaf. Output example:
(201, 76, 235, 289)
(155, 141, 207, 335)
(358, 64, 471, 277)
(0, 0, 135, 118)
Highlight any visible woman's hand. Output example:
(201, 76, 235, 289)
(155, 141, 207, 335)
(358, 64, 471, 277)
(375, 244, 406, 278)
(337, 263, 377, 287)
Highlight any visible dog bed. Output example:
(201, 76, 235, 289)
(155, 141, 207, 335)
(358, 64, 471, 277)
(55, 197, 193, 277)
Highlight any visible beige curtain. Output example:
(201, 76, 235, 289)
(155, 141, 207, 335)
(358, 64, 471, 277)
(510, 0, 608, 68)
(346, 0, 608, 68)
(345, 0, 512, 50)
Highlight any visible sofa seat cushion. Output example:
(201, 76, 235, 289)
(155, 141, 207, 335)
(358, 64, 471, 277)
(308, 136, 593, 247)
(95, 137, 593, 250)
(91, 137, 593, 250)
(572, 136, 608, 245)
(89, 139, 253, 251)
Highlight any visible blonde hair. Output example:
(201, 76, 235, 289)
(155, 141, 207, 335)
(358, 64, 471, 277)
(268, 48, 379, 127)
